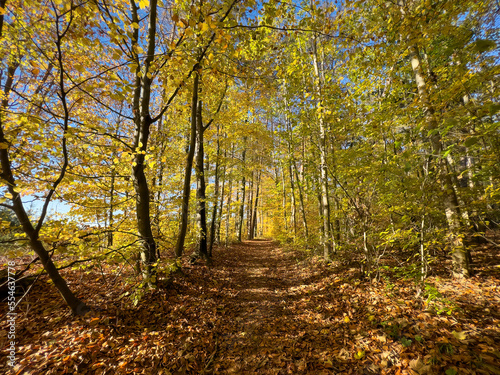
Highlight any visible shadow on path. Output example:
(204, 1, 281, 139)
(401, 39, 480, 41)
(212, 240, 344, 374)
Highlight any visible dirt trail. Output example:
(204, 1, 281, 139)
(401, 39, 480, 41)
(3, 239, 499, 375)
(211, 240, 336, 374)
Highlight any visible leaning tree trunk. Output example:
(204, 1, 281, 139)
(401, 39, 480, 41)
(0, 116, 89, 316)
(0, 22, 88, 314)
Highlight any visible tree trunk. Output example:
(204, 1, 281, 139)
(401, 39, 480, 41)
(292, 159, 308, 237)
(174, 71, 199, 258)
(129, 0, 159, 284)
(132, 150, 157, 282)
(0, 139, 89, 316)
(249, 170, 261, 239)
(281, 164, 288, 231)
(408, 43, 471, 277)
(208, 124, 221, 257)
(225, 148, 234, 247)
(236, 146, 247, 242)
(311, 33, 332, 261)
(152, 113, 165, 257)
(0, 57, 88, 314)
(224, 181, 232, 247)
(288, 160, 298, 236)
(247, 170, 254, 238)
(317, 186, 324, 248)
(108, 169, 115, 247)
(194, 99, 209, 262)
(216, 148, 227, 244)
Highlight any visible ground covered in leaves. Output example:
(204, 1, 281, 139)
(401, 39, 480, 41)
(1, 240, 499, 374)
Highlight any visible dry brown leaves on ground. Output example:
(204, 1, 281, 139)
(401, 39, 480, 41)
(1, 240, 499, 374)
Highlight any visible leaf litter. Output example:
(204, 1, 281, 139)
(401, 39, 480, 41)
(1, 240, 499, 374)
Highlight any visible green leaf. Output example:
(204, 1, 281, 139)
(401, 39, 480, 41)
(489, 104, 500, 115)
(464, 137, 478, 148)
(400, 337, 412, 347)
(445, 369, 457, 375)
(427, 128, 439, 137)
(473, 39, 496, 53)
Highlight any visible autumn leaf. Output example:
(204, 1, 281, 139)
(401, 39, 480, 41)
(354, 349, 365, 360)
(451, 331, 467, 340)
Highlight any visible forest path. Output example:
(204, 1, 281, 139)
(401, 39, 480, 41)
(5, 239, 499, 375)
(210, 240, 339, 374)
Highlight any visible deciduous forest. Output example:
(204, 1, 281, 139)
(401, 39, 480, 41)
(0, 0, 499, 373)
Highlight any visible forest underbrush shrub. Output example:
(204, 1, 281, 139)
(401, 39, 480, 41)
(274, 232, 293, 246)
(423, 281, 458, 316)
(277, 234, 320, 255)
(293, 235, 315, 251)
(163, 258, 182, 274)
(379, 227, 420, 252)
(380, 273, 397, 298)
(392, 261, 422, 281)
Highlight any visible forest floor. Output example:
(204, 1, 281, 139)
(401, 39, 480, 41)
(1, 239, 499, 374)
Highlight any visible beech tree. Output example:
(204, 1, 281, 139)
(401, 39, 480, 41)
(0, 0, 97, 314)
(2, 0, 498, 319)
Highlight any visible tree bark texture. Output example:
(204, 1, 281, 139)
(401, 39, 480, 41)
(195, 100, 209, 261)
(174, 71, 199, 257)
(408, 43, 471, 277)
(312, 34, 332, 261)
